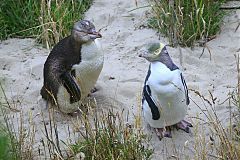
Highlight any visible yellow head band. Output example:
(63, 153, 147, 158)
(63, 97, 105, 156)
(154, 43, 165, 55)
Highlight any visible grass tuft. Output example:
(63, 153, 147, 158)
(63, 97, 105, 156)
(148, 0, 226, 47)
(71, 110, 153, 160)
(0, 0, 93, 48)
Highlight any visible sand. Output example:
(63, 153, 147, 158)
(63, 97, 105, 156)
(0, 0, 240, 159)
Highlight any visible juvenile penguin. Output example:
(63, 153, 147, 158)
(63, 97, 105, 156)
(41, 20, 103, 113)
(139, 42, 192, 139)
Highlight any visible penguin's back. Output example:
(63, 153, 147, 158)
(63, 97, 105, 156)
(41, 36, 81, 103)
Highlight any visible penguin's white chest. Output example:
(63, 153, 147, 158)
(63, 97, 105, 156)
(143, 62, 188, 128)
(57, 40, 104, 113)
(73, 40, 104, 99)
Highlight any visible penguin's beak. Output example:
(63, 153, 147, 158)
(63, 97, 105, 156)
(138, 50, 148, 58)
(88, 29, 102, 39)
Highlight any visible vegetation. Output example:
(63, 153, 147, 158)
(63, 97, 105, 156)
(0, 85, 35, 160)
(0, 83, 153, 159)
(190, 90, 240, 159)
(71, 110, 153, 160)
(0, 134, 11, 160)
(148, 0, 226, 47)
(0, 0, 93, 48)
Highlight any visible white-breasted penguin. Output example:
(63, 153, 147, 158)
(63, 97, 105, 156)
(139, 42, 192, 139)
(41, 20, 103, 113)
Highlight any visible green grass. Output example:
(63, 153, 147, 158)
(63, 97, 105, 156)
(0, 0, 93, 48)
(0, 134, 12, 160)
(148, 0, 226, 47)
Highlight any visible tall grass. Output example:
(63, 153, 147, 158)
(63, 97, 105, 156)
(148, 0, 226, 47)
(0, 0, 93, 48)
(190, 54, 240, 159)
(0, 81, 153, 159)
(71, 110, 153, 160)
(191, 89, 240, 159)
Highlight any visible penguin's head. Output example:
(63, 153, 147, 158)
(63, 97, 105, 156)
(139, 42, 167, 62)
(72, 20, 102, 43)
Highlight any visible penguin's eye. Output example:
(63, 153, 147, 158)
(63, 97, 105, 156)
(85, 21, 90, 26)
(154, 49, 160, 55)
(81, 21, 90, 28)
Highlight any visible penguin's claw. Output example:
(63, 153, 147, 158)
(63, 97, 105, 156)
(164, 130, 172, 138)
(155, 128, 164, 140)
(176, 120, 192, 133)
(90, 87, 98, 93)
(87, 87, 98, 97)
(154, 127, 172, 140)
(182, 120, 193, 127)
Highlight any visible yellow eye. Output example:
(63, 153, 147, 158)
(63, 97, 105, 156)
(154, 51, 158, 55)
(153, 43, 165, 55)
(154, 48, 160, 55)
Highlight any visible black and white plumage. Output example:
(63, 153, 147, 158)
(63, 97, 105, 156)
(139, 43, 192, 139)
(41, 20, 103, 113)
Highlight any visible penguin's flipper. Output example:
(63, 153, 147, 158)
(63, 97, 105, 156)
(180, 73, 190, 105)
(60, 72, 81, 103)
(143, 85, 160, 120)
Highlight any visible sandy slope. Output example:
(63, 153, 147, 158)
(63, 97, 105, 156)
(0, 0, 239, 159)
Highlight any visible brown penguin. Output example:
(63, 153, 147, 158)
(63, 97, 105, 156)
(41, 20, 103, 113)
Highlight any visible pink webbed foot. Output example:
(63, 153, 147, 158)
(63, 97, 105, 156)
(175, 120, 193, 133)
(154, 126, 172, 140)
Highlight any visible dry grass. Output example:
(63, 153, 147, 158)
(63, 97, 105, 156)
(0, 85, 153, 159)
(70, 109, 153, 160)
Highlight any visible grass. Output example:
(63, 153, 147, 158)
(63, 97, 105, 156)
(190, 89, 240, 159)
(0, 85, 35, 160)
(0, 0, 93, 48)
(0, 134, 12, 160)
(189, 54, 240, 159)
(148, 0, 226, 47)
(0, 83, 154, 159)
(1, 74, 240, 159)
(71, 110, 153, 160)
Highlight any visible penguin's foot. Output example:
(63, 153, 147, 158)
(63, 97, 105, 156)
(87, 87, 98, 97)
(175, 120, 193, 133)
(90, 87, 98, 93)
(154, 126, 172, 140)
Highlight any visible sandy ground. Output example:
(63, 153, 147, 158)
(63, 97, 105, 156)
(0, 0, 240, 159)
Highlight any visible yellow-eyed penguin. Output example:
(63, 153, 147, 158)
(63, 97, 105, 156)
(139, 42, 192, 139)
(41, 20, 103, 113)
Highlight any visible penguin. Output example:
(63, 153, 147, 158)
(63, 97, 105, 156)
(139, 42, 192, 139)
(40, 20, 103, 113)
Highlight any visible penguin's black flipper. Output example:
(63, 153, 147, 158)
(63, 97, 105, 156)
(180, 73, 190, 105)
(143, 85, 160, 120)
(60, 72, 81, 103)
